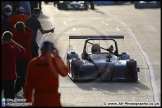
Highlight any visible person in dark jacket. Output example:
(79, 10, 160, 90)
(25, 8, 54, 58)
(11, 1, 20, 14)
(19, 1, 31, 16)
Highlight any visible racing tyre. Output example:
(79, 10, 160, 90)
(134, 73, 138, 82)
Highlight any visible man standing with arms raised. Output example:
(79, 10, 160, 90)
(25, 8, 54, 58)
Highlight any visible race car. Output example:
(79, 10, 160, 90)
(57, 1, 89, 10)
(134, 1, 160, 9)
(67, 36, 140, 82)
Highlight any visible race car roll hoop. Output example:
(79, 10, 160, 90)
(67, 35, 140, 82)
(68, 35, 124, 56)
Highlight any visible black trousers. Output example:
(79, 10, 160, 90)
(88, 1, 94, 9)
(1, 80, 15, 99)
(15, 59, 30, 94)
(30, 42, 39, 58)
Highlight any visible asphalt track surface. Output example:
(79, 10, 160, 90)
(2, 2, 161, 107)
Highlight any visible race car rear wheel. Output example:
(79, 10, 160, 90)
(134, 73, 139, 82)
(71, 66, 77, 81)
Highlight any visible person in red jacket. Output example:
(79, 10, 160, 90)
(12, 21, 34, 95)
(7, 6, 29, 34)
(1, 31, 26, 100)
(24, 41, 69, 107)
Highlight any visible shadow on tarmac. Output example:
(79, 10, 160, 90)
(72, 81, 149, 93)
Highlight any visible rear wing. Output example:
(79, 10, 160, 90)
(69, 35, 124, 47)
(69, 35, 124, 39)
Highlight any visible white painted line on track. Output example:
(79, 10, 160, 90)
(99, 8, 159, 104)
(73, 27, 75, 31)
(101, 21, 104, 23)
(67, 18, 74, 21)
(64, 21, 67, 25)
(106, 18, 112, 21)
(116, 27, 120, 31)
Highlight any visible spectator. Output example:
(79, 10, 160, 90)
(25, 8, 54, 58)
(1, 4, 12, 32)
(1, 31, 26, 100)
(7, 6, 29, 34)
(12, 21, 34, 96)
(91, 44, 101, 54)
(24, 41, 69, 107)
(19, 1, 31, 16)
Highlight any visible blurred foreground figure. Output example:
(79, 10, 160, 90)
(24, 41, 69, 107)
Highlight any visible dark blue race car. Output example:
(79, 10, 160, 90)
(67, 36, 140, 82)
(134, 1, 160, 9)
